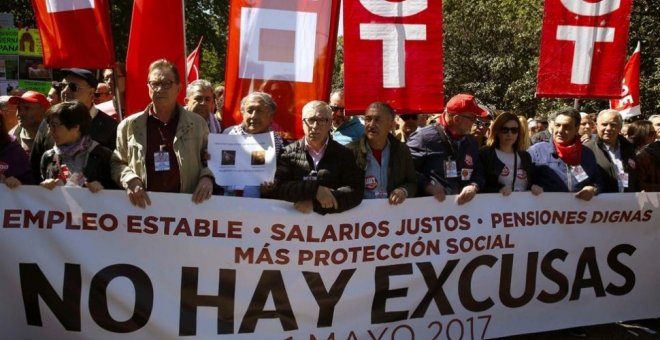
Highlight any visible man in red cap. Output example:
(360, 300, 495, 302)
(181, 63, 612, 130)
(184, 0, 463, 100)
(8, 91, 50, 154)
(407, 93, 487, 205)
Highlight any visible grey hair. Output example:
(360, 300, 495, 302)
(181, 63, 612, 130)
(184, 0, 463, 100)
(186, 79, 214, 98)
(240, 91, 276, 115)
(597, 109, 623, 124)
(302, 100, 332, 119)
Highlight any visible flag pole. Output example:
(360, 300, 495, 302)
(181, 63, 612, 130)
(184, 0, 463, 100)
(181, 0, 189, 87)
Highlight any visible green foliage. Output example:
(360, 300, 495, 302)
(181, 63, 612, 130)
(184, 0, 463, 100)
(332, 36, 344, 90)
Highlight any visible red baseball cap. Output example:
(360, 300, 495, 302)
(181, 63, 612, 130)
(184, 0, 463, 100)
(445, 94, 487, 118)
(8, 91, 50, 110)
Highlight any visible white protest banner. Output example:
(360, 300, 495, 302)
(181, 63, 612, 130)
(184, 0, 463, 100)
(1, 186, 659, 339)
(207, 132, 276, 186)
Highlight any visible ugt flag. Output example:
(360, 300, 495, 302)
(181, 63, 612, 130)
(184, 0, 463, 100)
(31, 0, 115, 68)
(610, 42, 641, 120)
(343, 0, 444, 114)
(223, 0, 341, 140)
(536, 0, 633, 98)
(125, 0, 186, 116)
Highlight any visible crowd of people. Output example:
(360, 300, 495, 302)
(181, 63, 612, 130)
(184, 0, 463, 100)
(1, 59, 659, 215)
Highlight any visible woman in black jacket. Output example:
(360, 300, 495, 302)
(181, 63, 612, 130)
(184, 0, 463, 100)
(479, 112, 543, 196)
(40, 101, 117, 192)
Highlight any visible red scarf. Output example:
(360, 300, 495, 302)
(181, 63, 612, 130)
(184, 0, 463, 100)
(553, 138, 583, 166)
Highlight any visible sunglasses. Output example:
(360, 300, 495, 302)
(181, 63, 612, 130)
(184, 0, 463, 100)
(330, 105, 344, 112)
(475, 120, 491, 128)
(60, 82, 88, 92)
(500, 127, 520, 134)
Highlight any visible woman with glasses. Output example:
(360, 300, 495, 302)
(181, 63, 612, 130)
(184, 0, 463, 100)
(479, 112, 543, 196)
(0, 114, 34, 188)
(39, 101, 117, 192)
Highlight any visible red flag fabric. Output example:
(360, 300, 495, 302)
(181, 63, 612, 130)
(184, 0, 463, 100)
(536, 0, 633, 99)
(186, 37, 203, 84)
(31, 0, 115, 68)
(610, 42, 641, 120)
(223, 0, 341, 140)
(343, 0, 443, 115)
(125, 0, 186, 116)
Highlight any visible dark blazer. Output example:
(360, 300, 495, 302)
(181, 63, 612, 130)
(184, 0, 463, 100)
(274, 138, 363, 214)
(584, 136, 639, 192)
(479, 147, 535, 193)
(41, 144, 118, 190)
(407, 124, 485, 195)
(347, 134, 417, 198)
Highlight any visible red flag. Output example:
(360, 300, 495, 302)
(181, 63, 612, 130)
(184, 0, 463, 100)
(343, 0, 444, 115)
(223, 0, 341, 140)
(610, 42, 641, 120)
(125, 0, 186, 116)
(186, 37, 203, 84)
(31, 0, 115, 68)
(536, 0, 633, 98)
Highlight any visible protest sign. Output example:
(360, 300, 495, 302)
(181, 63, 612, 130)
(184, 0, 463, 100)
(207, 132, 276, 186)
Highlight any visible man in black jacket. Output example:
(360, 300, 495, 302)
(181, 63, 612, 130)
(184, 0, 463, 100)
(274, 100, 363, 214)
(30, 68, 118, 181)
(584, 109, 638, 192)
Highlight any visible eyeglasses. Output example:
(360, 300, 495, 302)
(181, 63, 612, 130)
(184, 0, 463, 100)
(303, 117, 331, 126)
(147, 80, 174, 90)
(47, 120, 62, 129)
(330, 105, 344, 113)
(475, 120, 491, 128)
(401, 115, 418, 121)
(61, 82, 88, 92)
(499, 127, 520, 134)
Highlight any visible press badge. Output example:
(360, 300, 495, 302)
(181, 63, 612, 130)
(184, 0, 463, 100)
(444, 159, 458, 178)
(570, 165, 589, 182)
(154, 145, 171, 172)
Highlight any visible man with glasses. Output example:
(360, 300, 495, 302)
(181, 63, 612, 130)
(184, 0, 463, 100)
(470, 109, 493, 147)
(30, 68, 118, 181)
(94, 83, 114, 105)
(407, 93, 487, 205)
(112, 59, 214, 208)
(274, 100, 363, 214)
(329, 89, 364, 145)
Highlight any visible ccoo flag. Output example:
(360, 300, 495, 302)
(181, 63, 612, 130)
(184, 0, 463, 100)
(31, 0, 115, 68)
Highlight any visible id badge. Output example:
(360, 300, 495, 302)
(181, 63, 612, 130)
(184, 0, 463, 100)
(570, 165, 589, 182)
(444, 160, 458, 178)
(461, 168, 473, 181)
(154, 151, 171, 172)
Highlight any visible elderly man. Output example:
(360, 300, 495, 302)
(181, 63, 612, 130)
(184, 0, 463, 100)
(222, 91, 284, 197)
(329, 89, 364, 145)
(184, 79, 221, 133)
(348, 102, 416, 205)
(30, 68, 118, 181)
(578, 112, 596, 143)
(584, 109, 638, 192)
(407, 93, 486, 205)
(94, 83, 114, 105)
(111, 59, 214, 207)
(7, 91, 50, 154)
(274, 100, 363, 214)
(528, 107, 603, 200)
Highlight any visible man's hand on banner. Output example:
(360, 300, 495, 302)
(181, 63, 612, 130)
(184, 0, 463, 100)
(426, 181, 446, 202)
(40, 178, 62, 190)
(316, 186, 338, 210)
(294, 200, 313, 213)
(127, 178, 151, 208)
(456, 184, 478, 205)
(192, 177, 214, 204)
(575, 185, 598, 201)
